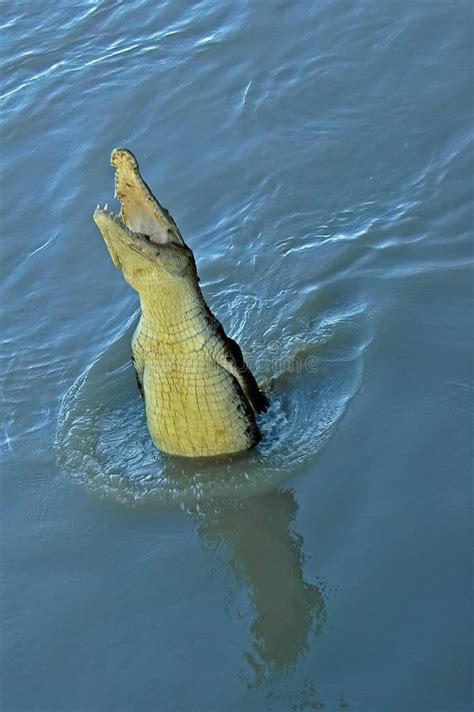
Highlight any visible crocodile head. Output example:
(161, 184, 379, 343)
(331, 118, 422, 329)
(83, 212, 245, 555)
(93, 148, 196, 291)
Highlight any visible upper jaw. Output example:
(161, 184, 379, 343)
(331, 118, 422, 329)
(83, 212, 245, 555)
(108, 147, 184, 246)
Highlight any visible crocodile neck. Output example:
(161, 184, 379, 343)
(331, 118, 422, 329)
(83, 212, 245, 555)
(137, 275, 211, 349)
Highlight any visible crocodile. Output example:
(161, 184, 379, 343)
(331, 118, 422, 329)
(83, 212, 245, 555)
(93, 148, 268, 457)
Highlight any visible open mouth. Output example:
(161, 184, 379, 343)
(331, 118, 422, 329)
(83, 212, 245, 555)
(93, 205, 157, 257)
(93, 148, 184, 249)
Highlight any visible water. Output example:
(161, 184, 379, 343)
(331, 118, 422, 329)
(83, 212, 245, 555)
(1, 1, 472, 710)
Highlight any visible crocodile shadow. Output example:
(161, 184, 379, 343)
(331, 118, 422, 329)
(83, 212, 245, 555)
(194, 488, 326, 679)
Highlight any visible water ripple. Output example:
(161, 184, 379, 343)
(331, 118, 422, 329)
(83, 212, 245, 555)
(55, 296, 371, 506)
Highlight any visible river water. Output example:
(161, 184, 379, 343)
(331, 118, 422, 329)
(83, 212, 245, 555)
(2, 2, 473, 711)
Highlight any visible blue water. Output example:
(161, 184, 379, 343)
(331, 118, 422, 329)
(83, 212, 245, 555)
(2, 1, 473, 710)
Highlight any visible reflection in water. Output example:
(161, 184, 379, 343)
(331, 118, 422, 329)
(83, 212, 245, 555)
(196, 489, 326, 683)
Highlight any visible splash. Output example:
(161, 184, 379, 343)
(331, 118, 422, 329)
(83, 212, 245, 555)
(56, 304, 369, 507)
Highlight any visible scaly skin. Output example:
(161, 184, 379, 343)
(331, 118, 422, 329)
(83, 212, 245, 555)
(93, 148, 268, 457)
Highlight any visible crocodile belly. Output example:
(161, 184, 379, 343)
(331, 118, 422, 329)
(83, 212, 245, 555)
(142, 353, 260, 457)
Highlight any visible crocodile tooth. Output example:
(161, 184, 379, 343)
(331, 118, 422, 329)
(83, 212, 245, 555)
(104, 202, 108, 211)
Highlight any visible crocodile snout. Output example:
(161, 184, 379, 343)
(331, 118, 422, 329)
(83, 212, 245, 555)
(111, 147, 139, 171)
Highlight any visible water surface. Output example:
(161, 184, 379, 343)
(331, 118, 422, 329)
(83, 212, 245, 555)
(1, 1, 473, 710)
